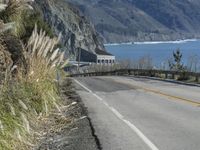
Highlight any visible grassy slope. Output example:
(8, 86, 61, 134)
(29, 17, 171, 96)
(0, 1, 67, 149)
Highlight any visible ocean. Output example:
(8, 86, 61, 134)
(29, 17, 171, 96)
(105, 39, 200, 69)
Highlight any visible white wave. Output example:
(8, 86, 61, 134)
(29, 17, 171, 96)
(134, 39, 198, 44)
(105, 39, 198, 46)
(104, 42, 133, 46)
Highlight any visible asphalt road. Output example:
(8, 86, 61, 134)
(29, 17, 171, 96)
(73, 76, 200, 150)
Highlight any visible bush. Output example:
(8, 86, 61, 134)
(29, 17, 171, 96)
(21, 11, 54, 42)
(0, 0, 33, 37)
(0, 1, 53, 41)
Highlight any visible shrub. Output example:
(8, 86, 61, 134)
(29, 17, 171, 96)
(0, 0, 34, 37)
(21, 11, 54, 42)
(168, 49, 186, 71)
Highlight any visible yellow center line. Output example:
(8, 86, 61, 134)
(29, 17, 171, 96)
(140, 86, 200, 107)
(114, 79, 200, 107)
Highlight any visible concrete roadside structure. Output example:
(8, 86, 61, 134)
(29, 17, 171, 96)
(96, 48, 115, 65)
(77, 48, 115, 65)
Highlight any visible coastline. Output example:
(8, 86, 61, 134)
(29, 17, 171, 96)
(104, 39, 198, 46)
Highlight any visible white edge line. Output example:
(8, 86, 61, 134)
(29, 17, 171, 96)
(73, 78, 159, 150)
(123, 119, 159, 150)
(74, 79, 92, 93)
(93, 93, 103, 101)
(110, 107, 124, 119)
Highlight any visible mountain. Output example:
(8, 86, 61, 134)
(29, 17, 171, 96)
(35, 0, 105, 57)
(66, 0, 200, 43)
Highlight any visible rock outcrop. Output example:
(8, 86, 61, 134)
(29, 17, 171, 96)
(35, 0, 105, 57)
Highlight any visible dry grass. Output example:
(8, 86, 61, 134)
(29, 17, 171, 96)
(0, 1, 70, 149)
(0, 25, 68, 149)
(21, 25, 68, 114)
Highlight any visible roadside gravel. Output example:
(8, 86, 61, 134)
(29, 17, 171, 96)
(36, 79, 101, 150)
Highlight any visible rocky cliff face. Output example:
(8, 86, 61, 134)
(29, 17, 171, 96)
(66, 0, 200, 43)
(35, 0, 105, 57)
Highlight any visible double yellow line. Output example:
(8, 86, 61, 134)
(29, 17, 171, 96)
(139, 86, 200, 107)
(115, 79, 200, 107)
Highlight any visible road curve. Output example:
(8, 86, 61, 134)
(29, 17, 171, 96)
(73, 76, 200, 150)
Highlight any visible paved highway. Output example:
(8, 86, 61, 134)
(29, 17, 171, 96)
(73, 76, 200, 150)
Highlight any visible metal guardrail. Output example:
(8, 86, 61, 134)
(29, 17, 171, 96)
(70, 69, 200, 82)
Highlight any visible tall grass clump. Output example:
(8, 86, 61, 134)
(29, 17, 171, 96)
(23, 25, 67, 114)
(0, 25, 68, 149)
(0, 1, 68, 148)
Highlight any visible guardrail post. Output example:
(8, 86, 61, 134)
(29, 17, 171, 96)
(195, 76, 199, 82)
(172, 73, 175, 79)
(165, 73, 168, 79)
(128, 69, 131, 75)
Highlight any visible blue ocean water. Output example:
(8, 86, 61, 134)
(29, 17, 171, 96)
(105, 40, 200, 67)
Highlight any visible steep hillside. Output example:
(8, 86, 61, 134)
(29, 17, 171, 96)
(67, 0, 200, 43)
(35, 0, 105, 57)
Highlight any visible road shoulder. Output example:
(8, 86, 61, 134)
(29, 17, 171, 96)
(36, 79, 101, 150)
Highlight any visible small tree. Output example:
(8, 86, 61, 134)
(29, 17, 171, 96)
(169, 49, 185, 71)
